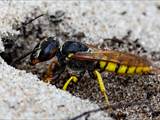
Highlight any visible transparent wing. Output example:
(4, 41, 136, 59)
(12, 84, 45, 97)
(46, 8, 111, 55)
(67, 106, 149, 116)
(71, 50, 152, 67)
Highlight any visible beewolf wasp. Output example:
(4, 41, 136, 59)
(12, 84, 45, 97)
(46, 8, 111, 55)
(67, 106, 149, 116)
(11, 11, 159, 108)
(29, 36, 160, 107)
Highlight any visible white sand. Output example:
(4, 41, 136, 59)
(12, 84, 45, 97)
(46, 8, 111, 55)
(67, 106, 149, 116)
(0, 1, 160, 120)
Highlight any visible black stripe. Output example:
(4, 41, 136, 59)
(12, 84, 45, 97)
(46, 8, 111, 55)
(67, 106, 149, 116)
(133, 67, 136, 74)
(125, 66, 129, 74)
(100, 62, 108, 72)
(104, 62, 108, 69)
(127, 66, 136, 74)
(115, 63, 120, 73)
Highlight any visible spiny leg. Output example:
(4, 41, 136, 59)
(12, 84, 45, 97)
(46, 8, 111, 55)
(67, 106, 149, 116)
(93, 70, 110, 107)
(63, 76, 78, 90)
(43, 59, 59, 84)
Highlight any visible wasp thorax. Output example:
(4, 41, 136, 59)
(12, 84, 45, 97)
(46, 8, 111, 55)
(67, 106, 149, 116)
(61, 41, 88, 56)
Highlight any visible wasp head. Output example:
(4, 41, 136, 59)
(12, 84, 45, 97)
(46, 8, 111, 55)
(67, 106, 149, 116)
(30, 37, 60, 65)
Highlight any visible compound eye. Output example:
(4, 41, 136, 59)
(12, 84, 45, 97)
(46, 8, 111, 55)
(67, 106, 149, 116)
(30, 37, 60, 65)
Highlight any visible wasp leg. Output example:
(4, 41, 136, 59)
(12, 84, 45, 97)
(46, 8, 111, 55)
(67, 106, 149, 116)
(63, 71, 85, 90)
(43, 59, 59, 84)
(63, 76, 78, 90)
(93, 70, 110, 107)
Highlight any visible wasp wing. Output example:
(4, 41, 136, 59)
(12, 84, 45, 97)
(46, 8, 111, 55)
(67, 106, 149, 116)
(71, 50, 152, 67)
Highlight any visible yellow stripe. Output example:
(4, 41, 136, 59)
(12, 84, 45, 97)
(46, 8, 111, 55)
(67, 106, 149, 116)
(127, 66, 136, 74)
(142, 67, 150, 73)
(99, 61, 106, 70)
(105, 62, 117, 72)
(136, 67, 143, 74)
(117, 65, 127, 74)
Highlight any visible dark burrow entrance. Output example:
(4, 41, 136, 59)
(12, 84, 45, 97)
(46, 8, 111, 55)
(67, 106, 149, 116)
(0, 11, 159, 120)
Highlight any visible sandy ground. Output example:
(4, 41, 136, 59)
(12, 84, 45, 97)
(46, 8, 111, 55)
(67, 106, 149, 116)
(0, 1, 160, 120)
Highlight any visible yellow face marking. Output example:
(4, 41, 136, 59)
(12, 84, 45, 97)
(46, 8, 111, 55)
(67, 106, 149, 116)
(127, 66, 136, 74)
(105, 62, 117, 72)
(99, 61, 107, 69)
(136, 67, 143, 74)
(117, 65, 128, 74)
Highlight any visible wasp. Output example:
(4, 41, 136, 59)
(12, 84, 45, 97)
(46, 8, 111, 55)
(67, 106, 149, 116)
(29, 37, 160, 107)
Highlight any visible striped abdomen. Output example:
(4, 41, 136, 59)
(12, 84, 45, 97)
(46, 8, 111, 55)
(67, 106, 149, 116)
(99, 61, 152, 75)
(71, 50, 157, 74)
